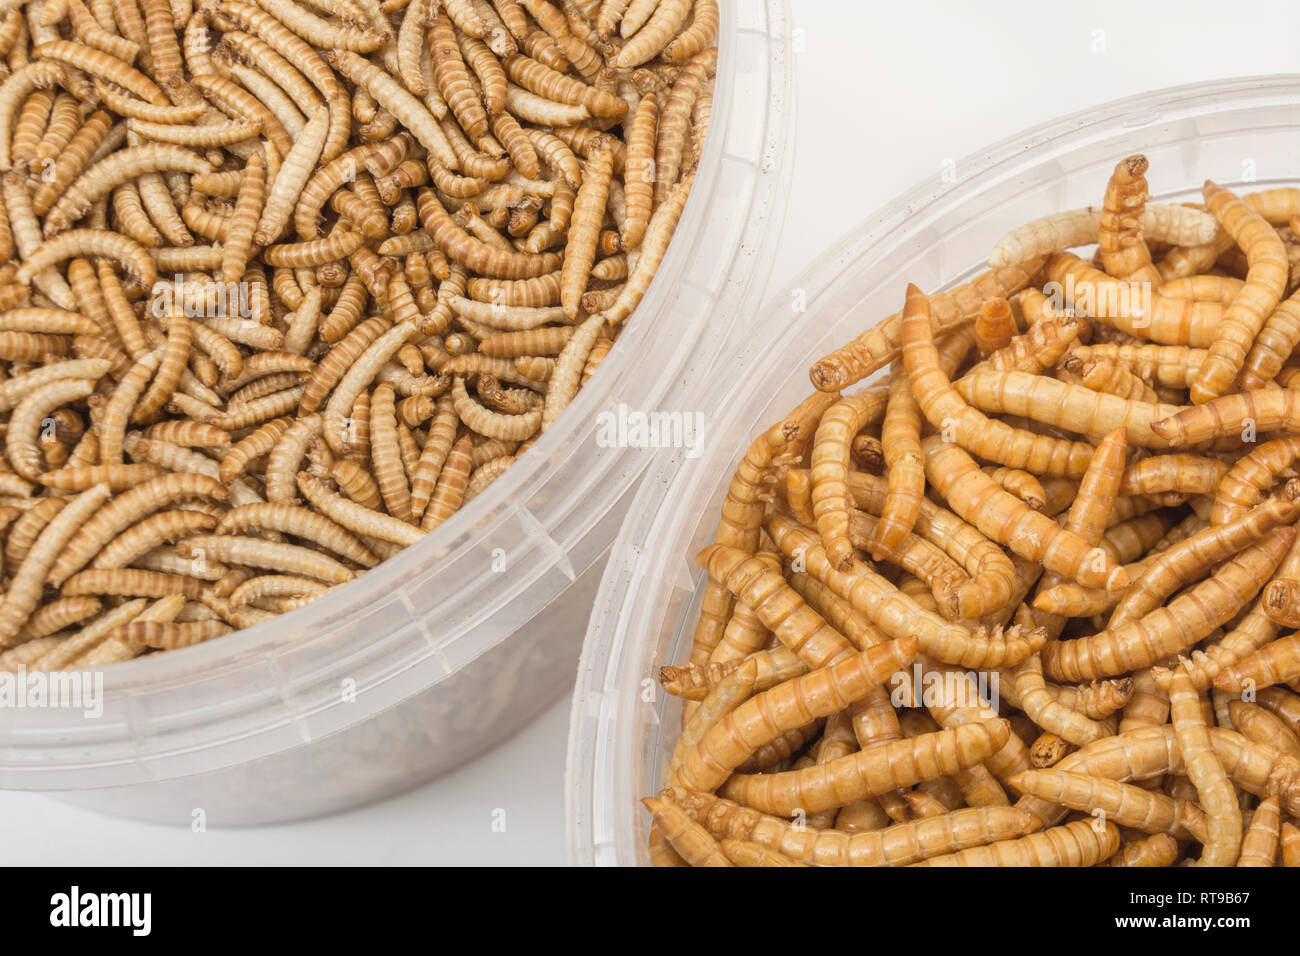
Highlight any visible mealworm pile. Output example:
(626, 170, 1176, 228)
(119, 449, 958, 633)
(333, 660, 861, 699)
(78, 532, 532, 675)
(0, 0, 715, 669)
(649, 156, 1300, 867)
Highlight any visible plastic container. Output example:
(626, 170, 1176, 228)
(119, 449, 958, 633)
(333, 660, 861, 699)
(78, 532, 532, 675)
(0, 0, 794, 826)
(566, 76, 1300, 865)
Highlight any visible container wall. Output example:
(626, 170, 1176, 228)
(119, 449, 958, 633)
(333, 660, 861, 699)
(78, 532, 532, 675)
(56, 553, 605, 825)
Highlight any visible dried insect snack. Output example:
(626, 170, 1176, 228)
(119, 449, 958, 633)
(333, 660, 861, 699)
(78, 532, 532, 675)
(0, 0, 715, 671)
(652, 157, 1300, 866)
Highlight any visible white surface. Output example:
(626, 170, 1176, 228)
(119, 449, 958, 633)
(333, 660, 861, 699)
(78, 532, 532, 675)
(3, 0, 1297, 865)
(0, 694, 571, 866)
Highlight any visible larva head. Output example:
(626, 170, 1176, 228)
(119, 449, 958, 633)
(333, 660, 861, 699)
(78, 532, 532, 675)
(1102, 676, 1134, 707)
(1113, 154, 1149, 186)
(766, 419, 798, 450)
(1057, 315, 1081, 337)
(210, 42, 236, 68)
(1264, 578, 1300, 629)
(1009, 624, 1049, 656)
(808, 361, 849, 393)
(1029, 732, 1070, 768)
(1261, 755, 1300, 818)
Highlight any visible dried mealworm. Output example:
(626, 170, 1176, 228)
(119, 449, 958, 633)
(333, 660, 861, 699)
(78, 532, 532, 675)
(18, 228, 157, 290)
(47, 472, 227, 585)
(1097, 155, 1161, 285)
(254, 107, 329, 247)
(1229, 702, 1300, 760)
(176, 533, 352, 584)
(1214, 633, 1300, 693)
(1046, 253, 1224, 347)
(420, 432, 472, 531)
(328, 49, 456, 168)
(215, 502, 377, 567)
(922, 438, 1124, 590)
(991, 202, 1218, 268)
(1168, 666, 1242, 865)
(677, 638, 918, 793)
(721, 720, 1010, 817)
(0, 483, 110, 645)
(539, 311, 604, 428)
(1043, 528, 1293, 681)
(808, 389, 887, 570)
(560, 135, 613, 318)
(370, 383, 412, 521)
(914, 818, 1120, 867)
(296, 471, 424, 547)
(810, 260, 1044, 392)
(1190, 182, 1287, 402)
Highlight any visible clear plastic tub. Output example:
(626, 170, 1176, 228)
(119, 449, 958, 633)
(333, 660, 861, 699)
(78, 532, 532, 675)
(566, 76, 1300, 865)
(0, 0, 794, 826)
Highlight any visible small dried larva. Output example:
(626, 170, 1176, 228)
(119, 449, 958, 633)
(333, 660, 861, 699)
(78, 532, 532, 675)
(18, 227, 158, 289)
(62, 566, 208, 600)
(1190, 182, 1287, 403)
(47, 472, 228, 586)
(297, 471, 424, 547)
(43, 143, 212, 236)
(228, 574, 329, 608)
(0, 484, 113, 645)
(369, 382, 412, 522)
(103, 618, 233, 651)
(215, 502, 377, 567)
(176, 533, 354, 584)
(421, 433, 472, 531)
(561, 135, 613, 318)
(17, 594, 103, 643)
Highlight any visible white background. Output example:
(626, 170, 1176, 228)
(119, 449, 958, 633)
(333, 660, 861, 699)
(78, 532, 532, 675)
(3, 0, 1298, 865)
